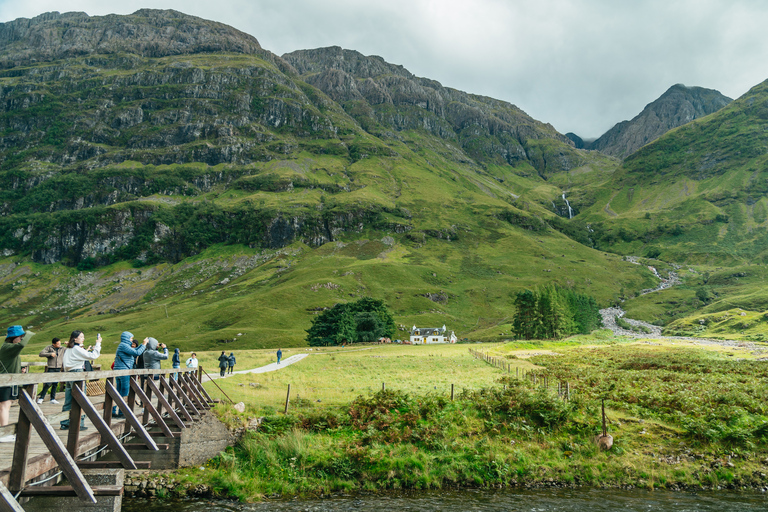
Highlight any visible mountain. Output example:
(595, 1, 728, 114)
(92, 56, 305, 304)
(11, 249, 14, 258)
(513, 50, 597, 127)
(570, 79, 768, 327)
(587, 84, 732, 159)
(0, 10, 654, 348)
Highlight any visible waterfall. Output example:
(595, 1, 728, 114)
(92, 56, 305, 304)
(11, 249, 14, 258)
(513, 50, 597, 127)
(562, 193, 574, 219)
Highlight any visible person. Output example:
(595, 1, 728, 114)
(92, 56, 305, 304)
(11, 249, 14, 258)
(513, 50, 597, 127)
(185, 353, 198, 368)
(60, 330, 101, 430)
(277, 348, 282, 365)
(37, 337, 64, 404)
(0, 325, 34, 442)
(112, 331, 147, 418)
(172, 348, 181, 380)
(218, 351, 228, 377)
(142, 338, 168, 380)
(227, 352, 236, 374)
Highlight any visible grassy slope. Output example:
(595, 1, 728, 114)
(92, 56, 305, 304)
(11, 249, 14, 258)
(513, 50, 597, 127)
(116, 339, 768, 499)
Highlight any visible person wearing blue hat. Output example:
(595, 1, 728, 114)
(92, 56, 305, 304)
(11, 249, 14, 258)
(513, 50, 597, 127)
(0, 325, 35, 443)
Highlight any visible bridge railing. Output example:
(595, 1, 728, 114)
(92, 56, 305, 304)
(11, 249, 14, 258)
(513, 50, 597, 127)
(0, 367, 214, 507)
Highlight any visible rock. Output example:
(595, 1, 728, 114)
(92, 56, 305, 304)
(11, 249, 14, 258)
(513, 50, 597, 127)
(233, 401, 245, 413)
(596, 434, 613, 450)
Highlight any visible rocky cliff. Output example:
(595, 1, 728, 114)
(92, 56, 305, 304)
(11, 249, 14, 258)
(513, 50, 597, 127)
(283, 46, 583, 179)
(588, 84, 732, 159)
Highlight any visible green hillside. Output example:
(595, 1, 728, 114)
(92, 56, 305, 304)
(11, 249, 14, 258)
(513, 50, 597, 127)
(2, 10, 768, 348)
(0, 10, 658, 349)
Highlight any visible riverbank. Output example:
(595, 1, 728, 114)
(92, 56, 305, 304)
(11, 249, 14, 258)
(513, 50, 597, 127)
(122, 338, 768, 501)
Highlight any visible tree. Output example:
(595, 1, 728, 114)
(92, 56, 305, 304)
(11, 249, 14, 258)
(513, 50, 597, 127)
(512, 289, 539, 339)
(306, 297, 396, 346)
(513, 284, 601, 340)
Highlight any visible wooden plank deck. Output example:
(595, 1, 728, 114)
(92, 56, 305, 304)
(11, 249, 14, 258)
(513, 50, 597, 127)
(0, 394, 140, 487)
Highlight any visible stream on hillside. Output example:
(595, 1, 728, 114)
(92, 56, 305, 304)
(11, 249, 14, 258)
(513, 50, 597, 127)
(122, 488, 768, 511)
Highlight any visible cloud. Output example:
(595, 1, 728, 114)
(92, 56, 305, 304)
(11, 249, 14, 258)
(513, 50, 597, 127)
(1, 0, 767, 137)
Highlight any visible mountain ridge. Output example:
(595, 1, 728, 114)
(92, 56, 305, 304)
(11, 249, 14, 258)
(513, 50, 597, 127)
(585, 84, 732, 159)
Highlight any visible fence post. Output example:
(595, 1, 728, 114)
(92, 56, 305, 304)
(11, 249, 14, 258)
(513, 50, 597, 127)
(451, 383, 455, 401)
(284, 384, 291, 414)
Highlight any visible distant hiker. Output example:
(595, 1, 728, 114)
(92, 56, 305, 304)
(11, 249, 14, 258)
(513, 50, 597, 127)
(277, 348, 282, 364)
(172, 348, 181, 380)
(0, 325, 34, 442)
(60, 330, 101, 430)
(227, 352, 236, 374)
(186, 353, 198, 368)
(37, 337, 64, 404)
(218, 351, 228, 377)
(142, 338, 168, 380)
(112, 332, 147, 418)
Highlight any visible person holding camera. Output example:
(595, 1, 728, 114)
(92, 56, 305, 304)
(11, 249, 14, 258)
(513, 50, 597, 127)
(60, 330, 101, 430)
(0, 325, 34, 442)
(142, 337, 168, 380)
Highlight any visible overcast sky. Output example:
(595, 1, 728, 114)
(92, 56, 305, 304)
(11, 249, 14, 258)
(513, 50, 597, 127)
(1, 0, 767, 138)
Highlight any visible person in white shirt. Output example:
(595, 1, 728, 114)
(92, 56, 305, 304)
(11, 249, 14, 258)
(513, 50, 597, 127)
(60, 330, 101, 430)
(185, 352, 198, 368)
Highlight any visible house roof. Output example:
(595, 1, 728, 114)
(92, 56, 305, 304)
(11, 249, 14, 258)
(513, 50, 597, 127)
(410, 325, 447, 335)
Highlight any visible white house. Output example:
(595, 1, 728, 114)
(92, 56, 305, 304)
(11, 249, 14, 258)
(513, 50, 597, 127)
(409, 325, 457, 344)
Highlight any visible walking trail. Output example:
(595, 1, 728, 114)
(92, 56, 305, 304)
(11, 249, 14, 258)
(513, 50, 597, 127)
(200, 346, 379, 382)
(201, 353, 309, 382)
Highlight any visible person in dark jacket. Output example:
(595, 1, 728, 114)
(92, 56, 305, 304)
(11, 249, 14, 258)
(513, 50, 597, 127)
(36, 337, 64, 404)
(1, 325, 34, 442)
(227, 352, 236, 374)
(172, 348, 181, 380)
(218, 351, 228, 377)
(276, 348, 282, 364)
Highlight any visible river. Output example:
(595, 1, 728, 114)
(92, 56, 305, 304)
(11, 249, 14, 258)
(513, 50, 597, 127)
(122, 488, 768, 511)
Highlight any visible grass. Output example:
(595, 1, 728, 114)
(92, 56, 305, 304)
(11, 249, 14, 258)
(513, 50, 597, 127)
(122, 336, 768, 501)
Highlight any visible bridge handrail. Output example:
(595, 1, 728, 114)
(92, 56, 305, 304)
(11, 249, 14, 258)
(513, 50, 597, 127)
(0, 367, 197, 386)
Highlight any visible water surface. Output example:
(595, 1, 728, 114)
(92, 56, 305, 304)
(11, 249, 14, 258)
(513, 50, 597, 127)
(122, 488, 768, 511)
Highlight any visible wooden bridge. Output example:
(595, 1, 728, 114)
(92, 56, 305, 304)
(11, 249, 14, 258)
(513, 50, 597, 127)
(0, 366, 224, 512)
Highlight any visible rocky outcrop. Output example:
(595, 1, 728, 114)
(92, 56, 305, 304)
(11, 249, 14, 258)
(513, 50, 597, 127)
(0, 9, 278, 66)
(283, 46, 583, 178)
(588, 84, 732, 159)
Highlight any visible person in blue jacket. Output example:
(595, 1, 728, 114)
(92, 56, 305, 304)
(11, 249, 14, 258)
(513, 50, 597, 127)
(227, 352, 236, 374)
(112, 331, 147, 418)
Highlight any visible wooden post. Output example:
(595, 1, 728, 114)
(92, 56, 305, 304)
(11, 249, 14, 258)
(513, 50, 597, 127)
(382, 382, 385, 391)
(451, 383, 454, 401)
(566, 382, 570, 401)
(284, 384, 291, 414)
(516, 367, 519, 379)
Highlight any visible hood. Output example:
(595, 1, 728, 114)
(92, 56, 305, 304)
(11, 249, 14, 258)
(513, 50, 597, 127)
(174, 348, 180, 354)
(120, 331, 134, 345)
(147, 337, 159, 350)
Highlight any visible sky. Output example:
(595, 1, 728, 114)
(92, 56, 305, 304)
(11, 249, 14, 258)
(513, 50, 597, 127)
(1, 0, 767, 139)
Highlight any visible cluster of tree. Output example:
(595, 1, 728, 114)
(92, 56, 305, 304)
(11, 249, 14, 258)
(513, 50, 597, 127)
(305, 297, 396, 346)
(512, 285, 602, 340)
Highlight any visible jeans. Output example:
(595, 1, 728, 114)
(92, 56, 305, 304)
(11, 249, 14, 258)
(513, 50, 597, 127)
(38, 368, 61, 400)
(60, 369, 85, 429)
(113, 375, 130, 415)
(173, 363, 180, 380)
